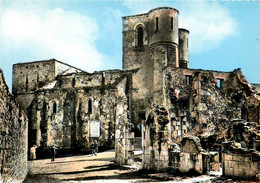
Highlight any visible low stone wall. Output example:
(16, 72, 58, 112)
(167, 138, 209, 174)
(222, 152, 259, 179)
(143, 147, 169, 171)
(168, 151, 205, 174)
(0, 69, 28, 183)
(179, 152, 203, 174)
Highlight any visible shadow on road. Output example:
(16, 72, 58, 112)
(23, 163, 157, 183)
(45, 157, 113, 165)
(23, 151, 160, 182)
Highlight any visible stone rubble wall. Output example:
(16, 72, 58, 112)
(179, 153, 203, 174)
(141, 67, 259, 172)
(222, 153, 259, 179)
(166, 67, 259, 145)
(142, 106, 172, 170)
(0, 69, 28, 183)
(221, 122, 260, 179)
(115, 77, 135, 165)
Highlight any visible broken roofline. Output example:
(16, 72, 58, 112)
(58, 68, 139, 77)
(13, 58, 137, 76)
(167, 66, 243, 74)
(13, 58, 86, 73)
(13, 58, 242, 76)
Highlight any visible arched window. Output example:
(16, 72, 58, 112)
(156, 17, 159, 31)
(88, 99, 93, 114)
(171, 17, 173, 30)
(137, 26, 144, 47)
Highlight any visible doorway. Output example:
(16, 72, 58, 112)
(134, 112, 145, 150)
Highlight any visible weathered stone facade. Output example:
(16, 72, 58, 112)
(218, 120, 260, 179)
(11, 6, 260, 179)
(0, 69, 28, 182)
(222, 143, 260, 179)
(13, 60, 133, 155)
(121, 7, 259, 173)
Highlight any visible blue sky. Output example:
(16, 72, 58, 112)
(0, 0, 260, 90)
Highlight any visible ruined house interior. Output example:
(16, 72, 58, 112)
(2, 6, 260, 182)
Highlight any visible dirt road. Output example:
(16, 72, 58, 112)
(23, 150, 242, 183)
(23, 150, 153, 183)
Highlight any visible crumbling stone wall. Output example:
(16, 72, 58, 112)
(220, 120, 260, 179)
(227, 120, 257, 149)
(222, 141, 260, 179)
(143, 105, 171, 170)
(251, 83, 260, 124)
(0, 69, 28, 183)
(141, 66, 259, 171)
(12, 59, 83, 114)
(11, 7, 260, 173)
(27, 69, 132, 154)
(179, 137, 206, 174)
(115, 77, 135, 165)
(223, 70, 259, 122)
(166, 67, 259, 148)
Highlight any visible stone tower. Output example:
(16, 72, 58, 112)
(122, 7, 189, 128)
(179, 28, 189, 68)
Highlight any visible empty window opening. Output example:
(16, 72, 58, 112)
(53, 102, 57, 114)
(25, 74, 29, 91)
(137, 26, 144, 47)
(136, 112, 145, 137)
(241, 105, 247, 121)
(185, 75, 192, 85)
(171, 17, 173, 30)
(156, 17, 159, 31)
(88, 99, 93, 114)
(217, 78, 224, 89)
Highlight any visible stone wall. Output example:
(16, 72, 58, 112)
(179, 153, 204, 174)
(221, 121, 260, 179)
(166, 67, 259, 146)
(222, 152, 259, 179)
(27, 69, 132, 154)
(0, 69, 28, 183)
(141, 66, 259, 171)
(115, 77, 135, 165)
(12, 59, 83, 114)
(122, 7, 182, 129)
(168, 137, 208, 174)
(179, 137, 205, 174)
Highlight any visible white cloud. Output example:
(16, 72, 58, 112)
(179, 3, 237, 53)
(0, 1, 106, 72)
(0, 1, 237, 74)
(122, 1, 237, 53)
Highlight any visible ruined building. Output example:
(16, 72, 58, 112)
(0, 69, 28, 183)
(12, 60, 131, 154)
(12, 7, 260, 176)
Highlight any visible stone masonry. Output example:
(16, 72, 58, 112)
(10, 6, 260, 179)
(0, 69, 28, 183)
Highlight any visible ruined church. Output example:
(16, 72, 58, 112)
(10, 7, 260, 177)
